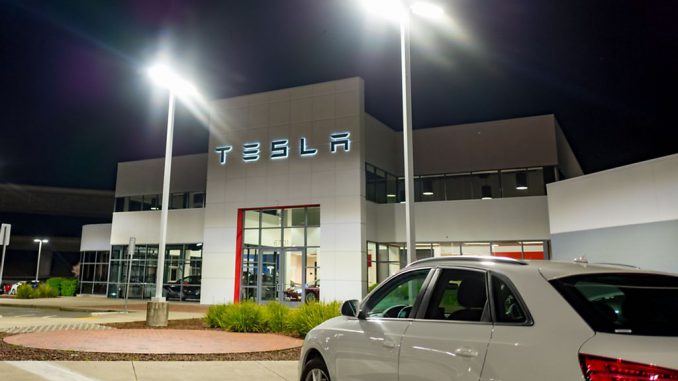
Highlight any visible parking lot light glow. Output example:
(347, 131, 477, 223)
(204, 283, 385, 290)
(411, 2, 445, 19)
(361, 0, 406, 21)
(147, 64, 198, 96)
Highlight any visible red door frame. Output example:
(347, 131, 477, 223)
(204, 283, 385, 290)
(233, 204, 320, 303)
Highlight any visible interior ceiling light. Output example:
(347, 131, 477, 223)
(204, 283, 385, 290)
(422, 178, 434, 196)
(516, 171, 528, 190)
(481, 185, 492, 200)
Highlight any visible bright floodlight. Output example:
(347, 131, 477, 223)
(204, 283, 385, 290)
(147, 64, 198, 96)
(361, 0, 406, 21)
(411, 1, 445, 18)
(33, 239, 47, 243)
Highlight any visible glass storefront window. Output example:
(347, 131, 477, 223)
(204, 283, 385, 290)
(462, 242, 492, 256)
(113, 192, 206, 212)
(261, 209, 283, 228)
(240, 206, 320, 304)
(492, 241, 522, 259)
(106, 243, 202, 302)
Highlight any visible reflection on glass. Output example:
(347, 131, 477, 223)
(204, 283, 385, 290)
(244, 210, 260, 228)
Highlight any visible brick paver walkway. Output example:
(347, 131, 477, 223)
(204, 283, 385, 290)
(0, 323, 113, 334)
(4, 329, 303, 354)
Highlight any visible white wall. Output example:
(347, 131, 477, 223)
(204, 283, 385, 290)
(366, 196, 551, 243)
(364, 113, 401, 175)
(202, 77, 366, 304)
(80, 224, 112, 251)
(547, 153, 678, 234)
(116, 154, 207, 197)
(110, 209, 205, 245)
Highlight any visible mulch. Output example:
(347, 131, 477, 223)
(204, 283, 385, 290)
(0, 319, 302, 361)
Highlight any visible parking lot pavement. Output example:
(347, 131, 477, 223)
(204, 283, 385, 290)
(0, 361, 298, 381)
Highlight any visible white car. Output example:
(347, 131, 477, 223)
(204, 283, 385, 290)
(299, 256, 678, 381)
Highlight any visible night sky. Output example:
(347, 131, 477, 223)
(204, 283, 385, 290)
(1, 0, 677, 190)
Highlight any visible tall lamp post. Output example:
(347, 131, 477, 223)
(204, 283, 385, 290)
(146, 63, 198, 326)
(33, 239, 48, 282)
(363, 0, 444, 264)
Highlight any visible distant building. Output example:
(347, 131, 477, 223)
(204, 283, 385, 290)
(0, 184, 113, 282)
(82, 77, 592, 304)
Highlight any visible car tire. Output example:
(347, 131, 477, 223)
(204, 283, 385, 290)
(304, 292, 317, 303)
(301, 356, 330, 381)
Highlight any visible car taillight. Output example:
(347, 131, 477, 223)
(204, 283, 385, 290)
(580, 354, 678, 381)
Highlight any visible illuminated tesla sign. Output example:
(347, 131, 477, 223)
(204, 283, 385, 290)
(215, 132, 351, 165)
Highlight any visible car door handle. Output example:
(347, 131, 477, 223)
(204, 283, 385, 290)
(454, 347, 479, 358)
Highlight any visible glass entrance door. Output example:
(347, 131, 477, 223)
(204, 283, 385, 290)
(260, 247, 280, 302)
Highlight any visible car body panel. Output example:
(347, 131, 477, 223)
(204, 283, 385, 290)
(399, 320, 491, 381)
(332, 317, 411, 380)
(300, 259, 678, 381)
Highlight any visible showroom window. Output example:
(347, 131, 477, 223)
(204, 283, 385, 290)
(107, 243, 202, 301)
(79, 250, 110, 295)
(240, 206, 320, 304)
(114, 191, 206, 212)
(368, 240, 549, 289)
(365, 163, 549, 203)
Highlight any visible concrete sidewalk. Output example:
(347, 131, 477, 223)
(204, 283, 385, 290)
(0, 361, 298, 381)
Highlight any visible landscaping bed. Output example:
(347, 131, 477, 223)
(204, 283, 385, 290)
(0, 319, 301, 361)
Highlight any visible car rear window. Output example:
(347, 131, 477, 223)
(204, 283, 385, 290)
(550, 273, 678, 336)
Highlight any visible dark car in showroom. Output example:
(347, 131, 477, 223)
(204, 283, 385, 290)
(164, 275, 201, 301)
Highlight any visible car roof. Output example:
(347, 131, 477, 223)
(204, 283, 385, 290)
(406, 256, 673, 280)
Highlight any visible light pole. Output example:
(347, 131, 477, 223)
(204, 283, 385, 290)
(146, 63, 198, 326)
(363, 0, 444, 264)
(33, 239, 48, 282)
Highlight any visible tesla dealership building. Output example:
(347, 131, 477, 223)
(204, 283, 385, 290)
(79, 77, 619, 304)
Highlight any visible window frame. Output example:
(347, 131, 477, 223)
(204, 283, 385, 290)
(414, 266, 492, 324)
(361, 267, 435, 321)
(487, 271, 534, 326)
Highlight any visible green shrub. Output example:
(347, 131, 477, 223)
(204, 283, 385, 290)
(46, 277, 65, 295)
(367, 283, 379, 293)
(288, 301, 341, 338)
(204, 304, 230, 328)
(16, 284, 36, 299)
(263, 301, 290, 333)
(36, 284, 58, 298)
(204, 302, 265, 332)
(60, 278, 79, 296)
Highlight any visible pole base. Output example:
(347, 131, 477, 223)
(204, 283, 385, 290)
(146, 301, 169, 327)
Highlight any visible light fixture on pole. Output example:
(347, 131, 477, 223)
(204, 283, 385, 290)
(146, 62, 199, 325)
(33, 239, 48, 282)
(362, 0, 445, 265)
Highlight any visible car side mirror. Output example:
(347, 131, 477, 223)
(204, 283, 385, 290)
(341, 299, 364, 319)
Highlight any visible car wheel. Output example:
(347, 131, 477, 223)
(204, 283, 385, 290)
(301, 356, 330, 381)
(304, 292, 317, 303)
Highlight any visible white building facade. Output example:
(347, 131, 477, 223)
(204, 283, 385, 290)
(83, 77, 592, 304)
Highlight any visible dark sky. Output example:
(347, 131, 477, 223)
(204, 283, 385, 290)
(1, 0, 677, 190)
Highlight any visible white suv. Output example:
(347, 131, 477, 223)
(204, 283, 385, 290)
(299, 257, 678, 381)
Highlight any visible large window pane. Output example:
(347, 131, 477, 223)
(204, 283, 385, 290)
(307, 207, 320, 226)
(244, 210, 260, 228)
(462, 242, 491, 256)
(285, 208, 306, 227)
(261, 229, 280, 246)
(445, 174, 474, 201)
(492, 241, 522, 260)
(261, 209, 282, 228)
(283, 227, 305, 247)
